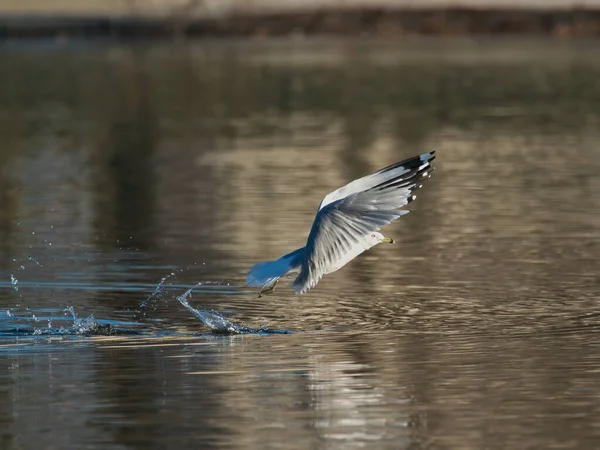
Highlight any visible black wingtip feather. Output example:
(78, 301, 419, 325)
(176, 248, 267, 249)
(373, 153, 435, 192)
(377, 151, 435, 175)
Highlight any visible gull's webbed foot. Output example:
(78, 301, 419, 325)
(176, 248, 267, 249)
(381, 237, 395, 244)
(258, 279, 279, 298)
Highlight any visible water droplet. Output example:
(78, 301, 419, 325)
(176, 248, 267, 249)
(64, 306, 77, 320)
(32, 231, 35, 235)
(10, 274, 18, 292)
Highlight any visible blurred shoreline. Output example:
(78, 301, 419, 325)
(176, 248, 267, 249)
(1, 4, 600, 40)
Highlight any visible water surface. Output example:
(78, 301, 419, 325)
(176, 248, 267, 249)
(1, 38, 600, 449)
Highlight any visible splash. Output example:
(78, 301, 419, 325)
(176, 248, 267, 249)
(32, 306, 111, 336)
(139, 271, 177, 312)
(1, 306, 137, 337)
(8, 256, 43, 296)
(137, 267, 202, 317)
(64, 306, 100, 334)
(176, 284, 290, 335)
(28, 256, 43, 267)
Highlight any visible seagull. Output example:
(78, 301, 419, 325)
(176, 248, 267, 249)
(247, 151, 436, 297)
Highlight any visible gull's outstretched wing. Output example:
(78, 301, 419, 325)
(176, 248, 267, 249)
(318, 152, 435, 211)
(292, 152, 435, 294)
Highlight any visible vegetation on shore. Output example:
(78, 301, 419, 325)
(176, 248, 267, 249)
(1, 7, 600, 39)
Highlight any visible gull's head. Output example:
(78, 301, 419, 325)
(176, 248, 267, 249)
(368, 232, 385, 246)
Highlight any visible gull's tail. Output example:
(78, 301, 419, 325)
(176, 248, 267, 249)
(247, 247, 305, 290)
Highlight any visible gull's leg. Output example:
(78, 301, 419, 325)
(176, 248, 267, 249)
(258, 279, 279, 298)
(381, 237, 395, 244)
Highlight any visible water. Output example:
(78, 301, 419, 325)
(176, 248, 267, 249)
(1, 38, 600, 449)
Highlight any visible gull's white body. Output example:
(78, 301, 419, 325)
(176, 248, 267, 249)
(247, 152, 436, 295)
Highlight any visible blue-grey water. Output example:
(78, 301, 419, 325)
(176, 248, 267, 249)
(1, 38, 600, 449)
